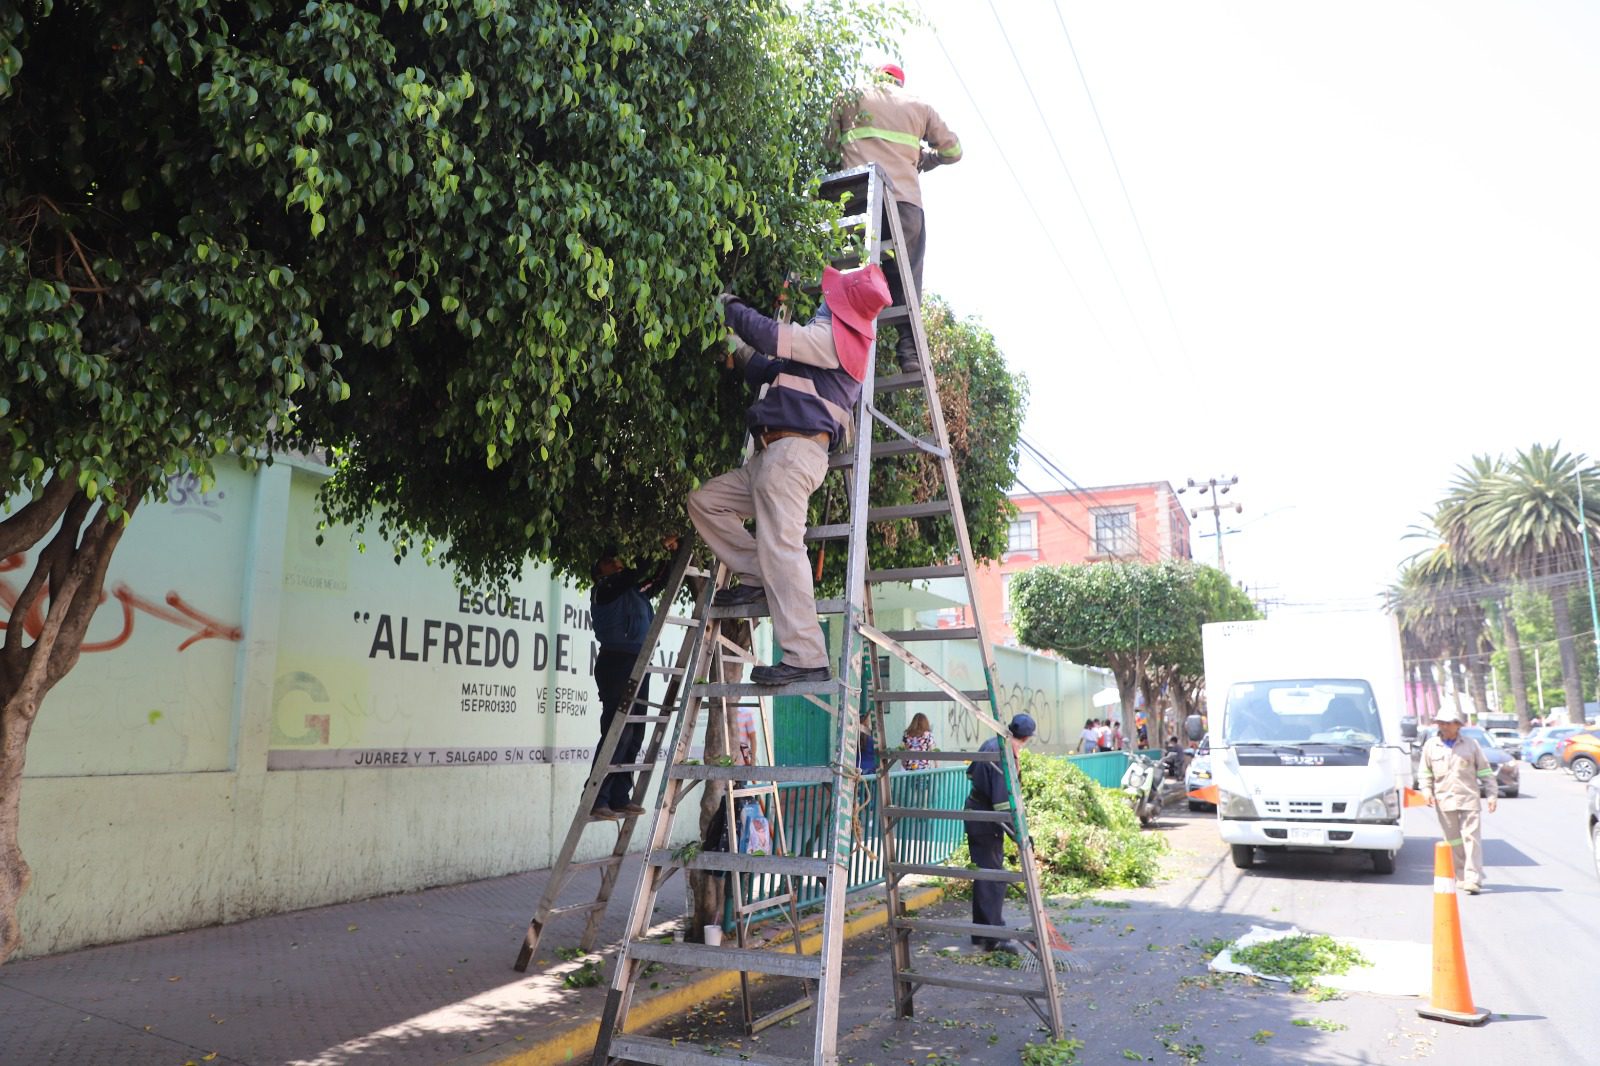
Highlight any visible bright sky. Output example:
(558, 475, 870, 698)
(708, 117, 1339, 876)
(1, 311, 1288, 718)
(892, 0, 1600, 613)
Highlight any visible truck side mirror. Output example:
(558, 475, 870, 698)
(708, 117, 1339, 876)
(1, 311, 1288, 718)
(1400, 716, 1418, 741)
(1183, 714, 1204, 742)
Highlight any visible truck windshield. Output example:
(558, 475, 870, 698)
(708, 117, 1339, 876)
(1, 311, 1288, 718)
(1223, 679, 1384, 746)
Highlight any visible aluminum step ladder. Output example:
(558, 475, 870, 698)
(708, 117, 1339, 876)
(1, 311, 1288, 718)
(589, 163, 1065, 1066)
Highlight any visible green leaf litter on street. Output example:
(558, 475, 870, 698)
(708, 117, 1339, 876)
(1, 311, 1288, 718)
(1229, 934, 1370, 982)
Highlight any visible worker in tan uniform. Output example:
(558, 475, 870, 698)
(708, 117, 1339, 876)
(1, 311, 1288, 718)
(830, 63, 961, 373)
(1416, 705, 1497, 893)
(688, 265, 891, 685)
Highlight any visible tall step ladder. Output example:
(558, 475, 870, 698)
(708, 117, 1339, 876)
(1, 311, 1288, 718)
(586, 163, 1065, 1066)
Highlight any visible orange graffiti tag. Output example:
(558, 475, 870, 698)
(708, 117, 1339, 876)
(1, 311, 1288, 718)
(0, 553, 242, 652)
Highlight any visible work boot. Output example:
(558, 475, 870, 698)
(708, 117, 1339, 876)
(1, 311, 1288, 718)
(615, 803, 647, 816)
(749, 662, 831, 685)
(712, 584, 767, 608)
(988, 939, 1020, 955)
(589, 806, 621, 821)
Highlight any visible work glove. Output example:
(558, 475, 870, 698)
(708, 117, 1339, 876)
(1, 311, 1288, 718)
(917, 148, 941, 172)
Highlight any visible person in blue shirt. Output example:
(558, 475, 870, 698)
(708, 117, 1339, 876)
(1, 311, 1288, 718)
(965, 713, 1036, 953)
(586, 540, 676, 820)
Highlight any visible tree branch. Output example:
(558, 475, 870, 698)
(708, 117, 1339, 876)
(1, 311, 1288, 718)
(46, 503, 131, 687)
(0, 476, 77, 560)
(2, 492, 89, 681)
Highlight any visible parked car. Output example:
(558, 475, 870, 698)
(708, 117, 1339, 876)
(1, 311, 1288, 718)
(1186, 734, 1213, 811)
(1525, 725, 1586, 770)
(1411, 726, 1520, 797)
(1588, 777, 1600, 882)
(1559, 729, 1600, 782)
(1487, 728, 1524, 759)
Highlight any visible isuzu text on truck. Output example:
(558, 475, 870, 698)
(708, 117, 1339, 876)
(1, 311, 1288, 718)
(1196, 613, 1411, 874)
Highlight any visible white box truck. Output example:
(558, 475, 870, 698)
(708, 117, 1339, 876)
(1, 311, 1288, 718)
(1199, 612, 1411, 874)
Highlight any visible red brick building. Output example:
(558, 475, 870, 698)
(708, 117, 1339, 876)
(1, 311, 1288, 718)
(967, 481, 1192, 647)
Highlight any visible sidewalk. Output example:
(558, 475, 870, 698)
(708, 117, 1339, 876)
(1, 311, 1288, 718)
(0, 854, 940, 1066)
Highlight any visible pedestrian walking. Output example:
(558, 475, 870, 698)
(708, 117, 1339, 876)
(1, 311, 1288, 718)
(829, 62, 961, 373)
(1111, 720, 1125, 751)
(964, 714, 1036, 954)
(1417, 705, 1497, 893)
(902, 712, 936, 770)
(689, 265, 890, 685)
(1096, 720, 1112, 752)
(587, 540, 675, 820)
(1077, 718, 1099, 754)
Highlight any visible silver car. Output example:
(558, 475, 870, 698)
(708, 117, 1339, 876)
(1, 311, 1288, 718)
(1186, 734, 1213, 811)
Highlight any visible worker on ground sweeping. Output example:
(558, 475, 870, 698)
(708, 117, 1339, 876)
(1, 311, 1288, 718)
(829, 61, 962, 374)
(687, 264, 890, 686)
(965, 713, 1036, 955)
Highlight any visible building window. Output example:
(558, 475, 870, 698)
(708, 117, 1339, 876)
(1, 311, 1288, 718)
(1002, 572, 1016, 623)
(1093, 508, 1136, 557)
(1006, 514, 1037, 554)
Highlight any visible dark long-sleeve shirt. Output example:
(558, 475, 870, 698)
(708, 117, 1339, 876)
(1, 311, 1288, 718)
(721, 297, 860, 449)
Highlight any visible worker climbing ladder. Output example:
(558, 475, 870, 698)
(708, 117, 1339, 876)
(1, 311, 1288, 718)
(521, 163, 1065, 1066)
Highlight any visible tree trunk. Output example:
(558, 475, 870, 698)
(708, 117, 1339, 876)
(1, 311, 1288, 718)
(1114, 657, 1140, 752)
(1448, 658, 1467, 720)
(0, 486, 131, 963)
(1466, 651, 1490, 724)
(1499, 600, 1533, 730)
(1550, 588, 1586, 727)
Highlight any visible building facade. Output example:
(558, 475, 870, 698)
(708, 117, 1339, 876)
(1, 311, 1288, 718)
(969, 481, 1193, 647)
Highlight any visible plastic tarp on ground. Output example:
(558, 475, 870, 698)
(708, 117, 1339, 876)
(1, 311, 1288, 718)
(1209, 925, 1430, 997)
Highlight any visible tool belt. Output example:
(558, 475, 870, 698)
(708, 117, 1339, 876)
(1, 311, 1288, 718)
(757, 429, 830, 450)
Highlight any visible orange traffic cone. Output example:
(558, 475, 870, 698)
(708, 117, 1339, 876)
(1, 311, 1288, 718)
(1417, 840, 1489, 1025)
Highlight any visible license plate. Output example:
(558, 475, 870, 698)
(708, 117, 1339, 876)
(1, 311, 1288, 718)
(1288, 827, 1324, 844)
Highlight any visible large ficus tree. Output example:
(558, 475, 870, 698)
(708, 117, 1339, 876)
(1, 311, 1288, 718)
(1010, 561, 1198, 742)
(0, 0, 934, 962)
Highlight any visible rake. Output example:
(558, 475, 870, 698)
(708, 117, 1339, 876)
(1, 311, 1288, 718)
(1020, 919, 1093, 975)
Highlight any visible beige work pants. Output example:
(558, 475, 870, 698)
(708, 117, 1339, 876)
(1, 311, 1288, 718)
(688, 436, 830, 668)
(1435, 804, 1485, 887)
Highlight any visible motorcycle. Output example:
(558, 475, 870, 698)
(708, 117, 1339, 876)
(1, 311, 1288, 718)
(1120, 751, 1166, 827)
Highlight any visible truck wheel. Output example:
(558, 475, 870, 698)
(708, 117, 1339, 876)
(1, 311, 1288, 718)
(1230, 844, 1254, 869)
(1371, 849, 1397, 874)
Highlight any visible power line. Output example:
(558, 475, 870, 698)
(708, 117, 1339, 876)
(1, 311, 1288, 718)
(983, 0, 1161, 368)
(1051, 0, 1188, 360)
(913, 0, 1123, 358)
(1016, 438, 1168, 561)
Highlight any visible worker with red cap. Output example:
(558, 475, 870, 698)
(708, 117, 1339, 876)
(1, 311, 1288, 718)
(830, 62, 962, 373)
(689, 265, 891, 685)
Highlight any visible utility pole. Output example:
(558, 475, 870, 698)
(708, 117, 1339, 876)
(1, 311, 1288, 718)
(1576, 467, 1600, 698)
(1178, 476, 1241, 571)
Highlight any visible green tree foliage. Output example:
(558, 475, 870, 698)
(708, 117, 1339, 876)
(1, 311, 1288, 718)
(2, 0, 942, 962)
(1009, 561, 1197, 738)
(1155, 564, 1259, 726)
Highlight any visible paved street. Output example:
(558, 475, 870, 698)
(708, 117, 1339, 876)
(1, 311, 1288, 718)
(661, 766, 1599, 1064)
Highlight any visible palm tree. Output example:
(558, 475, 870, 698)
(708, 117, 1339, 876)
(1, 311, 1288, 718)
(1433, 451, 1529, 726)
(1390, 544, 1494, 722)
(1471, 444, 1600, 727)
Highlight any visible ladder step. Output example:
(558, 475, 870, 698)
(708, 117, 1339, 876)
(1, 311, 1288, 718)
(887, 862, 1025, 883)
(870, 501, 952, 521)
(648, 848, 832, 878)
(867, 564, 966, 583)
(881, 749, 1000, 762)
(880, 627, 978, 642)
(731, 785, 781, 798)
(548, 900, 609, 919)
(891, 917, 1039, 942)
(669, 764, 835, 783)
(567, 855, 626, 875)
(878, 304, 912, 323)
(645, 665, 686, 676)
(883, 806, 1013, 823)
(871, 689, 991, 703)
(874, 371, 925, 394)
(707, 597, 845, 620)
(608, 1034, 811, 1066)
(627, 939, 824, 981)
(828, 438, 948, 469)
(895, 970, 1046, 999)
(626, 715, 673, 724)
(684, 566, 712, 579)
(803, 523, 850, 542)
(606, 763, 658, 773)
(690, 679, 844, 699)
(664, 614, 698, 626)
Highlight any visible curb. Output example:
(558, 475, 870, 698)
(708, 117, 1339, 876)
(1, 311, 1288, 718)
(470, 883, 947, 1066)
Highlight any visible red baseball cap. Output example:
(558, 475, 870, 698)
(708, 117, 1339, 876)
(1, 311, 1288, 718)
(820, 264, 890, 382)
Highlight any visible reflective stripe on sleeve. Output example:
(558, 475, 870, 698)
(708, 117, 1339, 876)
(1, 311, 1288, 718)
(938, 142, 962, 157)
(1476, 769, 1494, 777)
(841, 125, 922, 148)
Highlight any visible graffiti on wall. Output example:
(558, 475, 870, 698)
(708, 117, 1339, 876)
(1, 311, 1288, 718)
(0, 553, 242, 653)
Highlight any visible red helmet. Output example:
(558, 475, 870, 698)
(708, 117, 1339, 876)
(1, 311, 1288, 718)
(878, 63, 905, 85)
